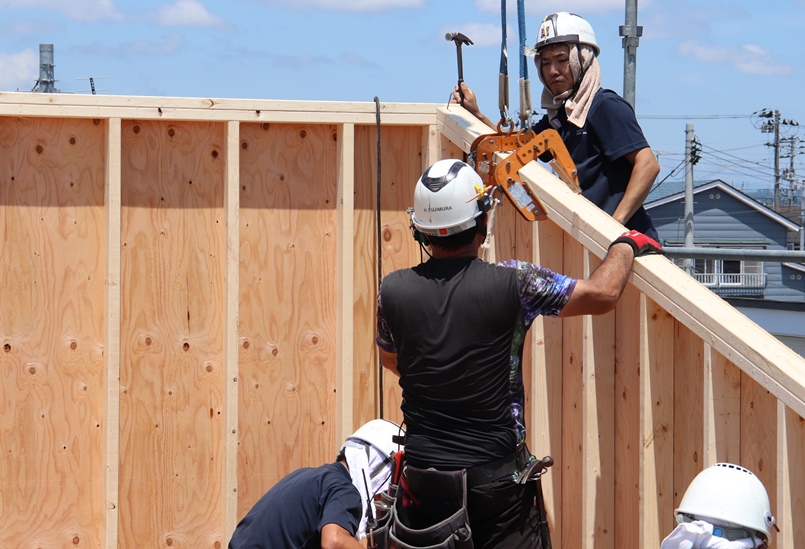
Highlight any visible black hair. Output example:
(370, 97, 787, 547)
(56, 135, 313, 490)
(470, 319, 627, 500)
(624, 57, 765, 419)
(336, 450, 347, 464)
(427, 218, 486, 251)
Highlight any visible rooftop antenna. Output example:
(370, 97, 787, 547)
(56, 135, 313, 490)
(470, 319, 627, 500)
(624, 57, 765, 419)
(76, 77, 109, 95)
(32, 44, 59, 93)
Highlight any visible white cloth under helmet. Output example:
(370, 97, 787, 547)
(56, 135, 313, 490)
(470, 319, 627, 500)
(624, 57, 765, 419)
(340, 419, 404, 540)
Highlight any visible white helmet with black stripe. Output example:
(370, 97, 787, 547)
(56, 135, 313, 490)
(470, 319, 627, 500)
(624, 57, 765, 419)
(411, 159, 489, 237)
(535, 12, 599, 56)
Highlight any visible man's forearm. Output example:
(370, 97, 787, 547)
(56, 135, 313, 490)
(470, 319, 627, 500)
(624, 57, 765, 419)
(613, 148, 659, 225)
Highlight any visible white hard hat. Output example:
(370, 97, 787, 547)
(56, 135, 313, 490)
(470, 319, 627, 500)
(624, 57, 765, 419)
(535, 12, 599, 56)
(675, 463, 776, 541)
(411, 159, 489, 237)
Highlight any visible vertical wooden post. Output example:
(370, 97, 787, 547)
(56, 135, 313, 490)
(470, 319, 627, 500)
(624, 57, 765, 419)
(706, 349, 741, 464)
(703, 344, 716, 467)
(423, 124, 439, 169)
(104, 117, 121, 549)
(582, 251, 615, 549)
(222, 120, 241, 541)
(640, 296, 674, 546)
(336, 123, 356, 441)
(777, 403, 805, 548)
(615, 284, 641, 548)
(530, 219, 564, 549)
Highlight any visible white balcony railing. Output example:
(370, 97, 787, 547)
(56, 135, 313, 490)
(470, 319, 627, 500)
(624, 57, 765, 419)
(694, 272, 767, 287)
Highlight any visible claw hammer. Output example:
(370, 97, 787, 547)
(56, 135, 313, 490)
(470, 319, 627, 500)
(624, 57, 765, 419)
(445, 32, 473, 107)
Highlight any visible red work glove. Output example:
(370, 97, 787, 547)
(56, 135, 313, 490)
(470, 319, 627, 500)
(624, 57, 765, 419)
(609, 230, 664, 257)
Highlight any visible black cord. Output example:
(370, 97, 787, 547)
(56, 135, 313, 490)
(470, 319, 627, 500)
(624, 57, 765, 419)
(374, 96, 384, 419)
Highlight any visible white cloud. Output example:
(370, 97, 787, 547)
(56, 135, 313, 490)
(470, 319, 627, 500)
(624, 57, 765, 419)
(258, 0, 424, 10)
(0, 0, 122, 21)
(678, 40, 792, 76)
(154, 0, 225, 27)
(476, 0, 624, 16)
(0, 49, 38, 91)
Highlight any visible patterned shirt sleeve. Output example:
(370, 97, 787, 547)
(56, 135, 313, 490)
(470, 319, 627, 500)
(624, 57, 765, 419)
(375, 290, 396, 353)
(498, 259, 577, 323)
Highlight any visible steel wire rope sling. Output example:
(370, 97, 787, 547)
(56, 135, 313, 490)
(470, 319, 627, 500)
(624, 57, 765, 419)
(493, 0, 532, 132)
(515, 0, 533, 132)
(470, 0, 581, 229)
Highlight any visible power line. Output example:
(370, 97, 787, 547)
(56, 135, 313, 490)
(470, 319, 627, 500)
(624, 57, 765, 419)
(638, 114, 753, 120)
(698, 143, 776, 178)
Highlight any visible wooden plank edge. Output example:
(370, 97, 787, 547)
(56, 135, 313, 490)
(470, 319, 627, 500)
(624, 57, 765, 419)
(336, 123, 356, 442)
(104, 117, 122, 549)
(435, 106, 495, 153)
(223, 120, 241, 542)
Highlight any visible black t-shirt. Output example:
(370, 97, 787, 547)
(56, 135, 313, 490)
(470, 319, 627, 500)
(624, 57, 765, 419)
(376, 257, 575, 470)
(228, 462, 361, 549)
(534, 88, 656, 236)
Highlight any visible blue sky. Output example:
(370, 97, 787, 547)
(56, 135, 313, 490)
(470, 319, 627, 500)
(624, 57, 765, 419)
(2, 0, 804, 196)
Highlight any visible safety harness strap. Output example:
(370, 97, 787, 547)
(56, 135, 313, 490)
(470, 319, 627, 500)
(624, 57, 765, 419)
(497, 0, 512, 129)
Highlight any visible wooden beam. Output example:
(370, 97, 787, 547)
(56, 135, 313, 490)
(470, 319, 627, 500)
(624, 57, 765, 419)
(582, 251, 615, 549)
(0, 92, 442, 125)
(530, 219, 564, 549)
(336, 123, 356, 442)
(222, 120, 241, 542)
(435, 105, 492, 153)
(104, 117, 122, 549)
(639, 296, 675, 546)
(517, 161, 805, 419)
(422, 124, 439, 169)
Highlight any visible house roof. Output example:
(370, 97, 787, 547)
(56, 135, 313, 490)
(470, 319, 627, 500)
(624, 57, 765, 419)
(645, 179, 802, 232)
(783, 262, 805, 273)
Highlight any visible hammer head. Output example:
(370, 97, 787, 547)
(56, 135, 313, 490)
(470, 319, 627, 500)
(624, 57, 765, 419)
(445, 32, 473, 47)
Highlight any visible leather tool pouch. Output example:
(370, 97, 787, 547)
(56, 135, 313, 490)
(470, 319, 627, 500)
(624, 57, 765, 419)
(388, 465, 473, 549)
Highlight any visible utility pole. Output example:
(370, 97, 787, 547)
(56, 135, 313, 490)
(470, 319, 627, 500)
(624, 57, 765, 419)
(683, 123, 695, 275)
(781, 136, 805, 208)
(619, 0, 642, 109)
(801, 210, 804, 251)
(754, 108, 799, 211)
(773, 110, 781, 211)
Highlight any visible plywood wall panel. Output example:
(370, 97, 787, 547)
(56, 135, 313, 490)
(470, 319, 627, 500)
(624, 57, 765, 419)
(352, 125, 421, 425)
(0, 116, 106, 547)
(236, 122, 339, 517)
(119, 120, 226, 547)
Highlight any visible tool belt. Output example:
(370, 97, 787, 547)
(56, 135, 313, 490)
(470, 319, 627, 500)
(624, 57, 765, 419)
(391, 465, 473, 549)
(367, 445, 554, 549)
(465, 442, 531, 487)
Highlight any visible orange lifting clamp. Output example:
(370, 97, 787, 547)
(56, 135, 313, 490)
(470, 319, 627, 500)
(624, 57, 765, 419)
(470, 128, 581, 222)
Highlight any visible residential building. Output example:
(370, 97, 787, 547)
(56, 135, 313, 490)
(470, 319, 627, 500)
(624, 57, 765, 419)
(645, 179, 805, 355)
